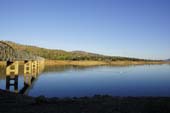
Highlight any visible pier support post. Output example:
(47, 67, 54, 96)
(5, 61, 19, 93)
(6, 61, 19, 76)
(24, 60, 34, 85)
(24, 75, 32, 86)
(6, 75, 18, 93)
(32, 61, 38, 78)
(24, 60, 32, 74)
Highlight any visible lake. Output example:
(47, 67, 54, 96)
(0, 64, 170, 98)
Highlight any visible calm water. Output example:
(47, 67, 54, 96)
(0, 65, 170, 98)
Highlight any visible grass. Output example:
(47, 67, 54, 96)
(45, 60, 168, 66)
(0, 61, 6, 66)
(0, 60, 169, 67)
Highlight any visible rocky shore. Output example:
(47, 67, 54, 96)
(0, 89, 170, 113)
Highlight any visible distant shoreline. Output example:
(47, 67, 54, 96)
(45, 60, 169, 66)
(0, 60, 169, 67)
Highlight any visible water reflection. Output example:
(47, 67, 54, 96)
(1, 64, 170, 97)
(1, 61, 45, 94)
(43, 65, 107, 73)
(6, 76, 18, 93)
(31, 65, 170, 97)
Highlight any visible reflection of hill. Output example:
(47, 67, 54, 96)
(1, 65, 98, 79)
(43, 65, 102, 73)
(0, 66, 6, 80)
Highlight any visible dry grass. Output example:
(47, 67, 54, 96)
(45, 60, 107, 66)
(0, 61, 6, 66)
(45, 60, 167, 66)
(0, 60, 168, 67)
(109, 61, 167, 66)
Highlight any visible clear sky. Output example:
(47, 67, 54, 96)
(0, 0, 170, 60)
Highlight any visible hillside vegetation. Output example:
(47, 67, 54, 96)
(3, 41, 158, 61)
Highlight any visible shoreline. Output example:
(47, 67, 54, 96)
(0, 60, 169, 67)
(45, 60, 169, 66)
(1, 61, 170, 113)
(0, 89, 170, 113)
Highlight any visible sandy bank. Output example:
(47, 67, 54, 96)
(45, 60, 168, 66)
(0, 60, 169, 67)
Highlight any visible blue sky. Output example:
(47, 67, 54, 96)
(0, 0, 170, 59)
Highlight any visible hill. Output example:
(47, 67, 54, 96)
(2, 41, 156, 61)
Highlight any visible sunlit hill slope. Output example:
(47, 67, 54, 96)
(3, 41, 158, 61)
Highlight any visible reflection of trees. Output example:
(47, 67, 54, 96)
(1, 65, 130, 80)
(1, 65, 101, 80)
(43, 65, 103, 73)
(0, 66, 6, 80)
